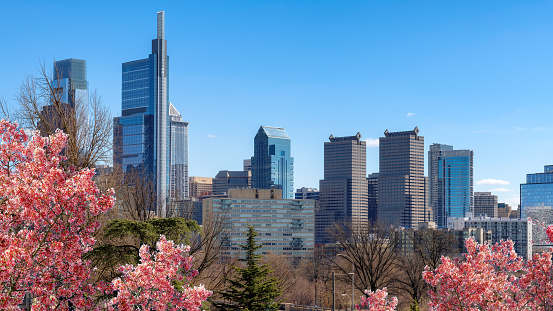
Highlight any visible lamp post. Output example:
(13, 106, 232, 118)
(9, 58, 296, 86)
(342, 293, 352, 311)
(338, 253, 355, 310)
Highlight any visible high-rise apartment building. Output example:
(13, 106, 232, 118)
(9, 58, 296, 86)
(448, 215, 532, 260)
(428, 144, 474, 228)
(39, 59, 88, 134)
(473, 192, 498, 217)
(113, 12, 187, 216)
(378, 127, 429, 228)
(521, 165, 553, 245)
(316, 133, 368, 244)
(251, 126, 294, 199)
(203, 189, 315, 260)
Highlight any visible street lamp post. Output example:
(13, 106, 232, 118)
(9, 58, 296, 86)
(338, 253, 355, 310)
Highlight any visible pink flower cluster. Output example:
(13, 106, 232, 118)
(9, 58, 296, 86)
(108, 235, 212, 311)
(0, 120, 115, 310)
(355, 225, 553, 311)
(355, 288, 398, 311)
(0, 120, 212, 310)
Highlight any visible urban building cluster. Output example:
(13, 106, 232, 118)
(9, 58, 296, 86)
(46, 11, 553, 260)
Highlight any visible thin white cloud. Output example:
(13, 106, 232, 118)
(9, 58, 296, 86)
(489, 188, 511, 192)
(406, 112, 415, 117)
(364, 138, 379, 147)
(207, 134, 217, 138)
(476, 179, 510, 185)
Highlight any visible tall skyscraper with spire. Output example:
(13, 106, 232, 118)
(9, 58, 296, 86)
(114, 11, 188, 216)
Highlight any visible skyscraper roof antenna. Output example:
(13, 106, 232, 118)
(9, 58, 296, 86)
(157, 11, 165, 40)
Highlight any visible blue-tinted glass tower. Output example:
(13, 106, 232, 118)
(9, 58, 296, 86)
(251, 126, 294, 199)
(114, 11, 186, 216)
(39, 59, 88, 135)
(521, 165, 553, 244)
(521, 165, 553, 214)
(52, 58, 88, 107)
(428, 144, 473, 228)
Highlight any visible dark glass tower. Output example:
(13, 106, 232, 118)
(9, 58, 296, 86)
(114, 11, 187, 216)
(39, 59, 88, 135)
(316, 133, 368, 244)
(378, 127, 429, 228)
(251, 126, 294, 199)
(428, 144, 473, 228)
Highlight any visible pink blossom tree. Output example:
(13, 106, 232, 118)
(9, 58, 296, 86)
(355, 288, 398, 311)
(0, 120, 213, 310)
(423, 227, 553, 311)
(0, 120, 115, 310)
(108, 235, 212, 311)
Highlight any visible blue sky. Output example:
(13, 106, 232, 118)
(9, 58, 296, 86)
(2, 1, 553, 208)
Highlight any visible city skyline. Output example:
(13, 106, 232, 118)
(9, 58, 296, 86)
(3, 1, 553, 208)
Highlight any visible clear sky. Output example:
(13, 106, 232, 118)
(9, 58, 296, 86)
(2, 1, 553, 208)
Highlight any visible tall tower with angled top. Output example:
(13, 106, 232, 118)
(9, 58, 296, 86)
(251, 126, 294, 199)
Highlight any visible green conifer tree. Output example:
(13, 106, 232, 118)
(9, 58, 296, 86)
(409, 298, 420, 311)
(215, 225, 281, 311)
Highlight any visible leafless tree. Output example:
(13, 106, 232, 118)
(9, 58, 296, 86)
(413, 228, 458, 271)
(5, 62, 112, 169)
(330, 222, 401, 295)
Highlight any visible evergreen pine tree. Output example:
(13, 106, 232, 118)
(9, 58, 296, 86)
(215, 225, 281, 311)
(409, 298, 420, 311)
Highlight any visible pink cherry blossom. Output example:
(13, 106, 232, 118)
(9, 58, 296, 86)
(0, 120, 115, 310)
(355, 288, 398, 311)
(108, 235, 212, 311)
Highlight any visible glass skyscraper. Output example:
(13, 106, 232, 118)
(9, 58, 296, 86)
(378, 127, 430, 228)
(428, 144, 473, 228)
(114, 11, 188, 216)
(251, 126, 294, 199)
(39, 59, 88, 135)
(316, 133, 368, 244)
(52, 58, 88, 107)
(521, 165, 553, 245)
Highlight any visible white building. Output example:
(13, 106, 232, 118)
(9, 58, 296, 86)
(447, 214, 532, 260)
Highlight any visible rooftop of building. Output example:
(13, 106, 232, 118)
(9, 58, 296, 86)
(259, 126, 290, 139)
(383, 126, 420, 138)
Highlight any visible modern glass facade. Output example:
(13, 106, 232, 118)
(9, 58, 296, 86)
(39, 59, 89, 135)
(251, 126, 294, 199)
(316, 133, 368, 244)
(521, 165, 553, 245)
(114, 11, 187, 216)
(169, 103, 188, 199)
(378, 127, 429, 228)
(52, 58, 88, 107)
(428, 144, 473, 228)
